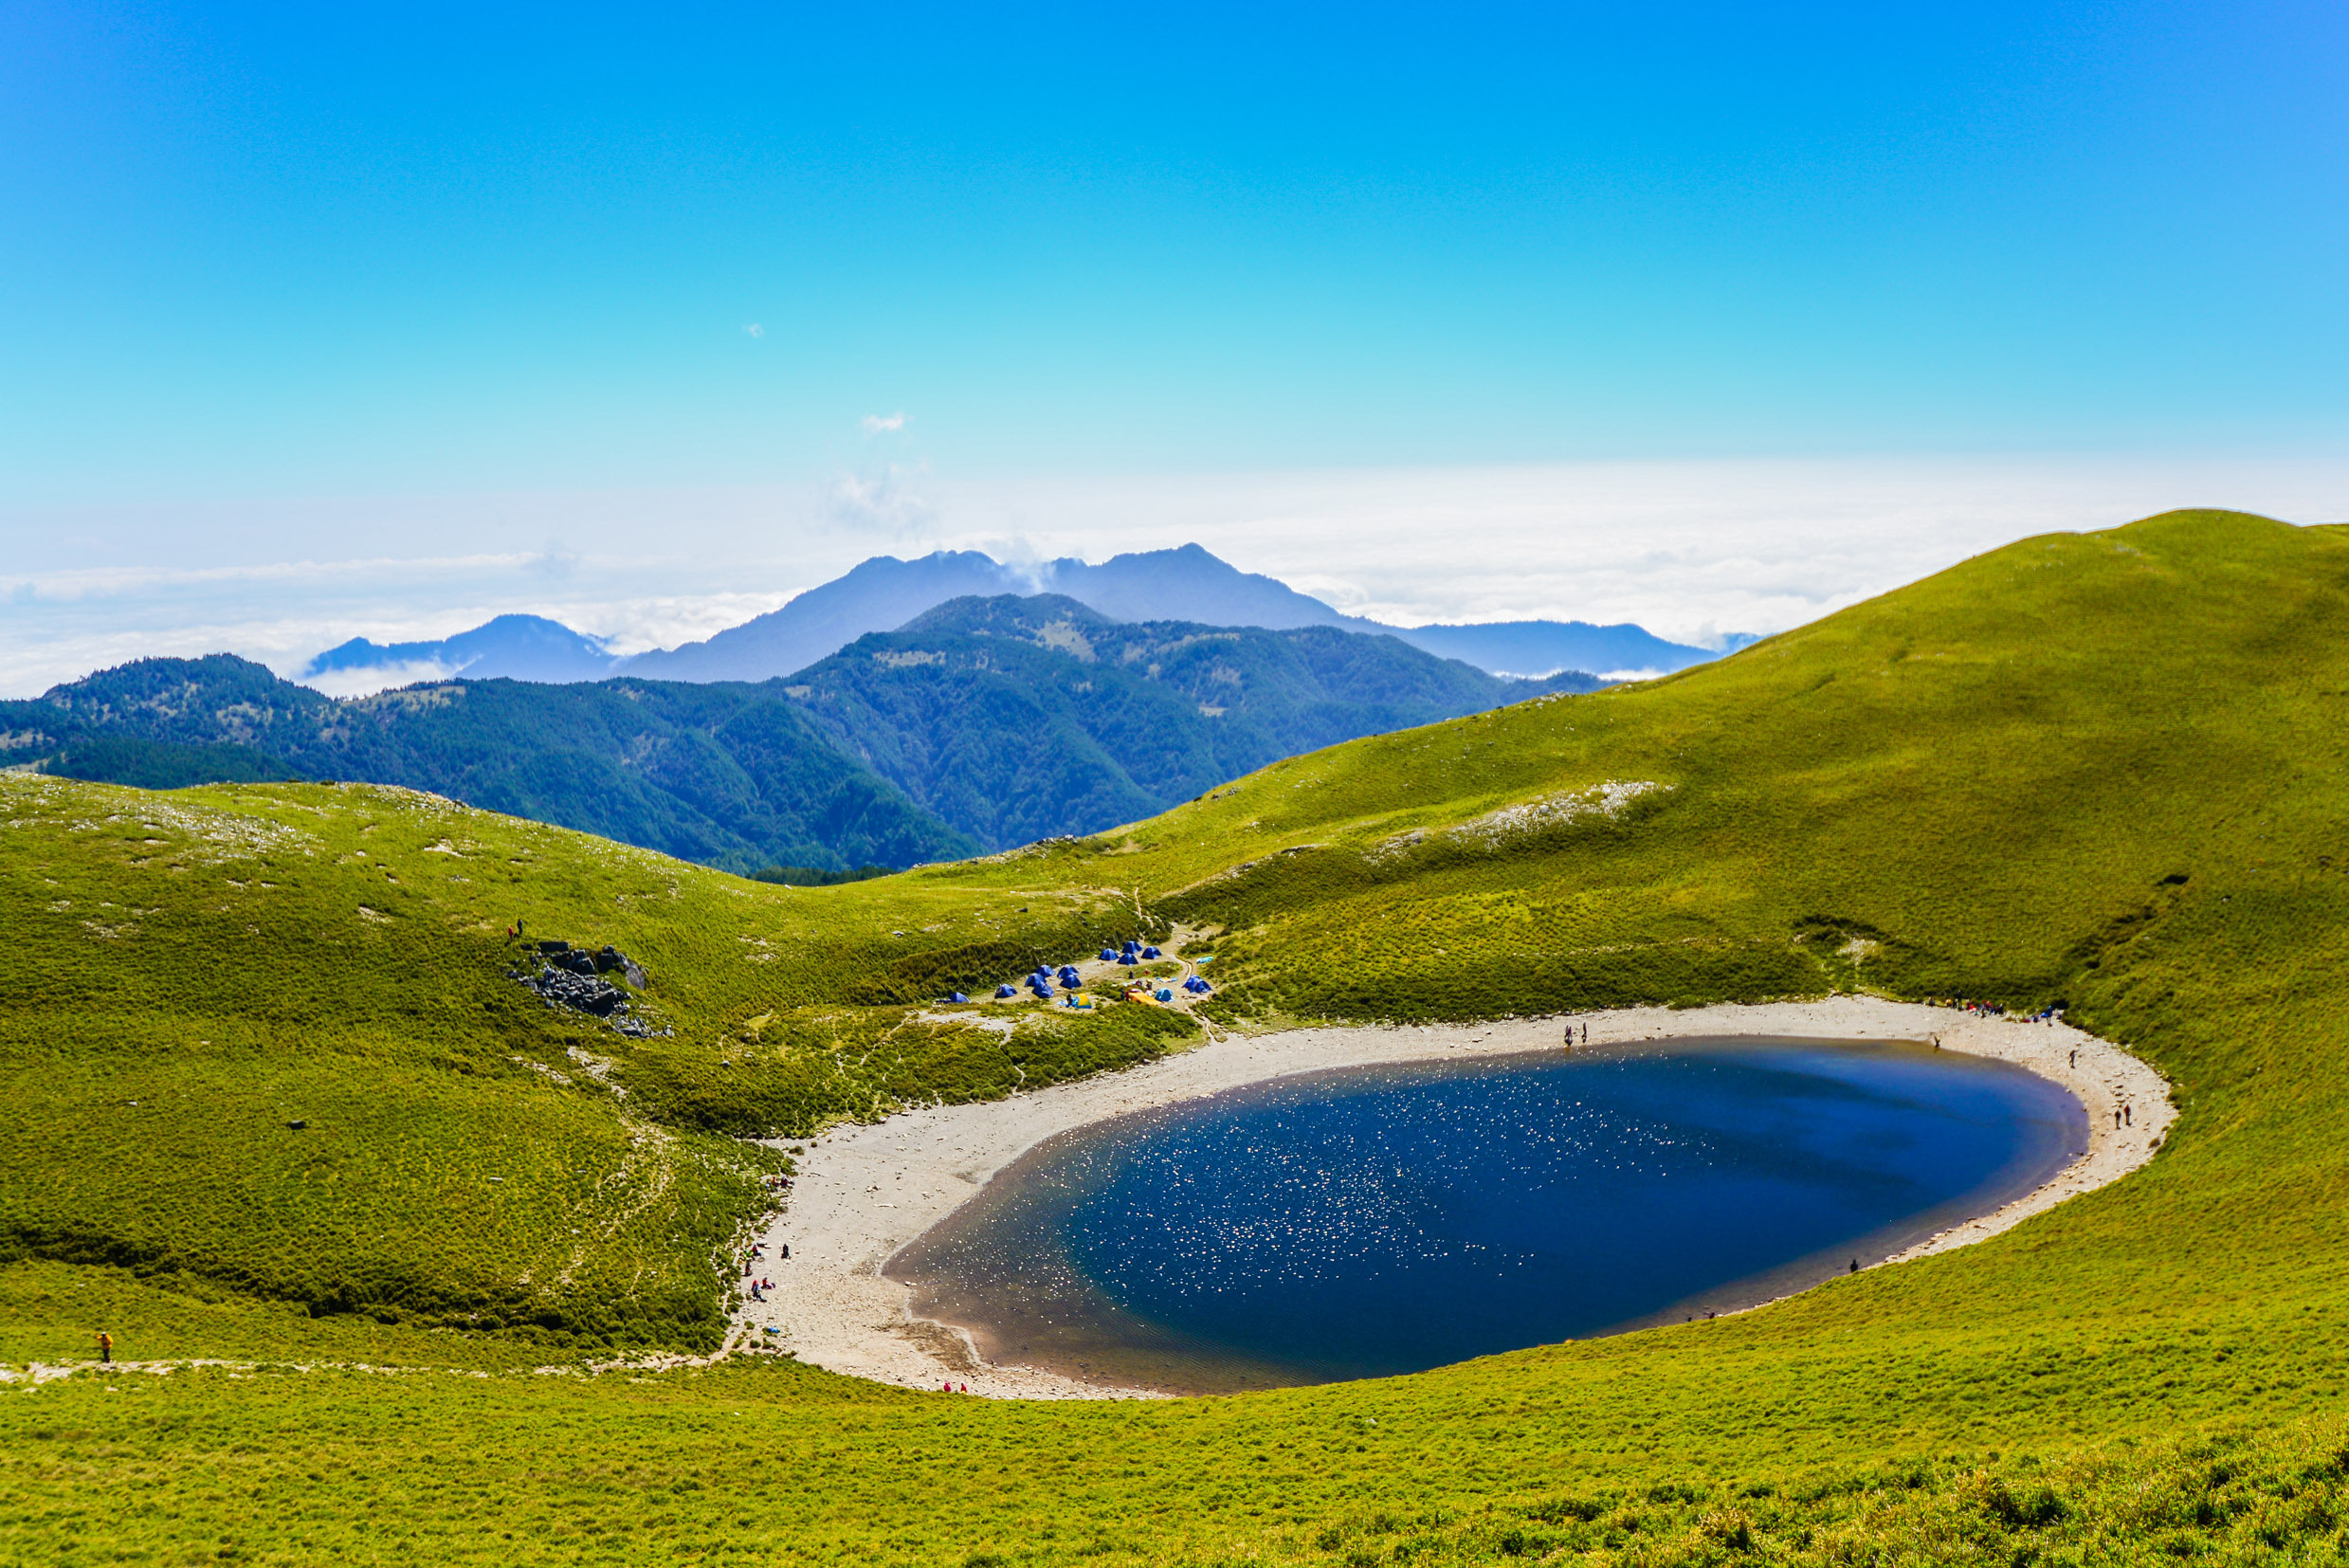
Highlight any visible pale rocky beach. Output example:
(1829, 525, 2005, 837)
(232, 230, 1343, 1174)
(740, 997, 2174, 1399)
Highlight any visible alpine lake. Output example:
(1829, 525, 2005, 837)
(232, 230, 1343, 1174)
(884, 1038, 2086, 1394)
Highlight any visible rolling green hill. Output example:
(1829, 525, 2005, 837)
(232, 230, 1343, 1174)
(8, 509, 2349, 1564)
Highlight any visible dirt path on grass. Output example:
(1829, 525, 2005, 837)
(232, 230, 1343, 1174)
(740, 997, 2173, 1399)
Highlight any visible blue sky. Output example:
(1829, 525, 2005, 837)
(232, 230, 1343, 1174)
(1, 3, 2344, 693)
(7, 0, 2344, 500)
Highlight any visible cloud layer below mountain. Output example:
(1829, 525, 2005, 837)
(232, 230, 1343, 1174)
(4, 453, 2342, 698)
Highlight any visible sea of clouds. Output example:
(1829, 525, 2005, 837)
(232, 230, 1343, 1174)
(3, 452, 2343, 699)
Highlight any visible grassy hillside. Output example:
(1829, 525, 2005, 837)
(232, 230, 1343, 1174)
(9, 508, 2349, 1563)
(0, 775, 1194, 1357)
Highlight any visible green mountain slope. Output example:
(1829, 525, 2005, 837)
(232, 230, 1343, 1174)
(9, 509, 2349, 1563)
(780, 593, 1596, 848)
(2, 602, 1586, 863)
(0, 655, 976, 873)
(0, 775, 1190, 1357)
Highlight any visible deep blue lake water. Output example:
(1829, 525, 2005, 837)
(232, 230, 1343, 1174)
(886, 1039, 2084, 1393)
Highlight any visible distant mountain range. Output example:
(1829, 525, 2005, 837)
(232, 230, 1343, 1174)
(307, 613, 618, 684)
(7, 597, 1600, 871)
(299, 544, 1739, 688)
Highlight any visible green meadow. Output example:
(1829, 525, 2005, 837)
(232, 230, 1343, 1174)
(9, 508, 2349, 1563)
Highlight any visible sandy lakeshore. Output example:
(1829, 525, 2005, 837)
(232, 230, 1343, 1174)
(739, 998, 2173, 1398)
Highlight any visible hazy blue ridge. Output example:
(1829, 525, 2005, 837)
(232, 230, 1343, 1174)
(285, 544, 1729, 689)
(617, 544, 1357, 684)
(304, 613, 623, 683)
(618, 551, 1017, 683)
(1385, 620, 1732, 677)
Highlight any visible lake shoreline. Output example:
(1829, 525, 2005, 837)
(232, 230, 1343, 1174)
(742, 998, 2173, 1399)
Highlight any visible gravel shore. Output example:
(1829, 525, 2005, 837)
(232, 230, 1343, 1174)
(740, 997, 2173, 1398)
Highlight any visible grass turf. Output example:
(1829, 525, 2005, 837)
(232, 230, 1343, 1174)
(8, 507, 2349, 1562)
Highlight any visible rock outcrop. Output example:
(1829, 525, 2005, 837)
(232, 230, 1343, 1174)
(509, 939, 665, 1037)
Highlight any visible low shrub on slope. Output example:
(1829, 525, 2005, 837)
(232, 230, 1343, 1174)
(9, 509, 2349, 1563)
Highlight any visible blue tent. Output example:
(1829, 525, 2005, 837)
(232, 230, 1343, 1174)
(995, 984, 1017, 998)
(1141, 946, 1161, 959)
(1033, 982, 1055, 997)
(1099, 948, 1118, 961)
(945, 992, 970, 1004)
(1057, 966, 1082, 985)
(1185, 977, 1211, 994)
(1154, 988, 1174, 1002)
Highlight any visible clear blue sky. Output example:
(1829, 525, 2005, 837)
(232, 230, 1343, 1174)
(3, 0, 2344, 506)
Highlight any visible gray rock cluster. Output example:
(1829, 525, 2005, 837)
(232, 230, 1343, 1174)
(508, 939, 666, 1038)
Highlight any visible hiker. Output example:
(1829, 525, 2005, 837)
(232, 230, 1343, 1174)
(1580, 1023, 1588, 1044)
(1848, 1259, 1857, 1275)
(2114, 1109, 2122, 1130)
(2124, 1105, 2132, 1126)
(97, 1330, 112, 1364)
(2070, 1049, 2077, 1068)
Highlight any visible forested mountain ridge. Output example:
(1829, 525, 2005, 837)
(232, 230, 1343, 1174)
(776, 594, 1597, 848)
(1, 601, 1593, 864)
(0, 657, 974, 873)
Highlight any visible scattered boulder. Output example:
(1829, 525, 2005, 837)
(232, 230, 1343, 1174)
(592, 944, 649, 988)
(509, 939, 664, 1037)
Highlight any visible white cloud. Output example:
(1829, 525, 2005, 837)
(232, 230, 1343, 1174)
(300, 659, 464, 699)
(830, 464, 936, 537)
(861, 411, 906, 434)
(4, 452, 2343, 699)
(921, 453, 2349, 645)
(0, 552, 541, 603)
(743, 322, 765, 338)
(530, 540, 583, 581)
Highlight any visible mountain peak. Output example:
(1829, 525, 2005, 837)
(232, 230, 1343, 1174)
(894, 593, 1122, 645)
(277, 542, 1726, 694)
(302, 614, 615, 688)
